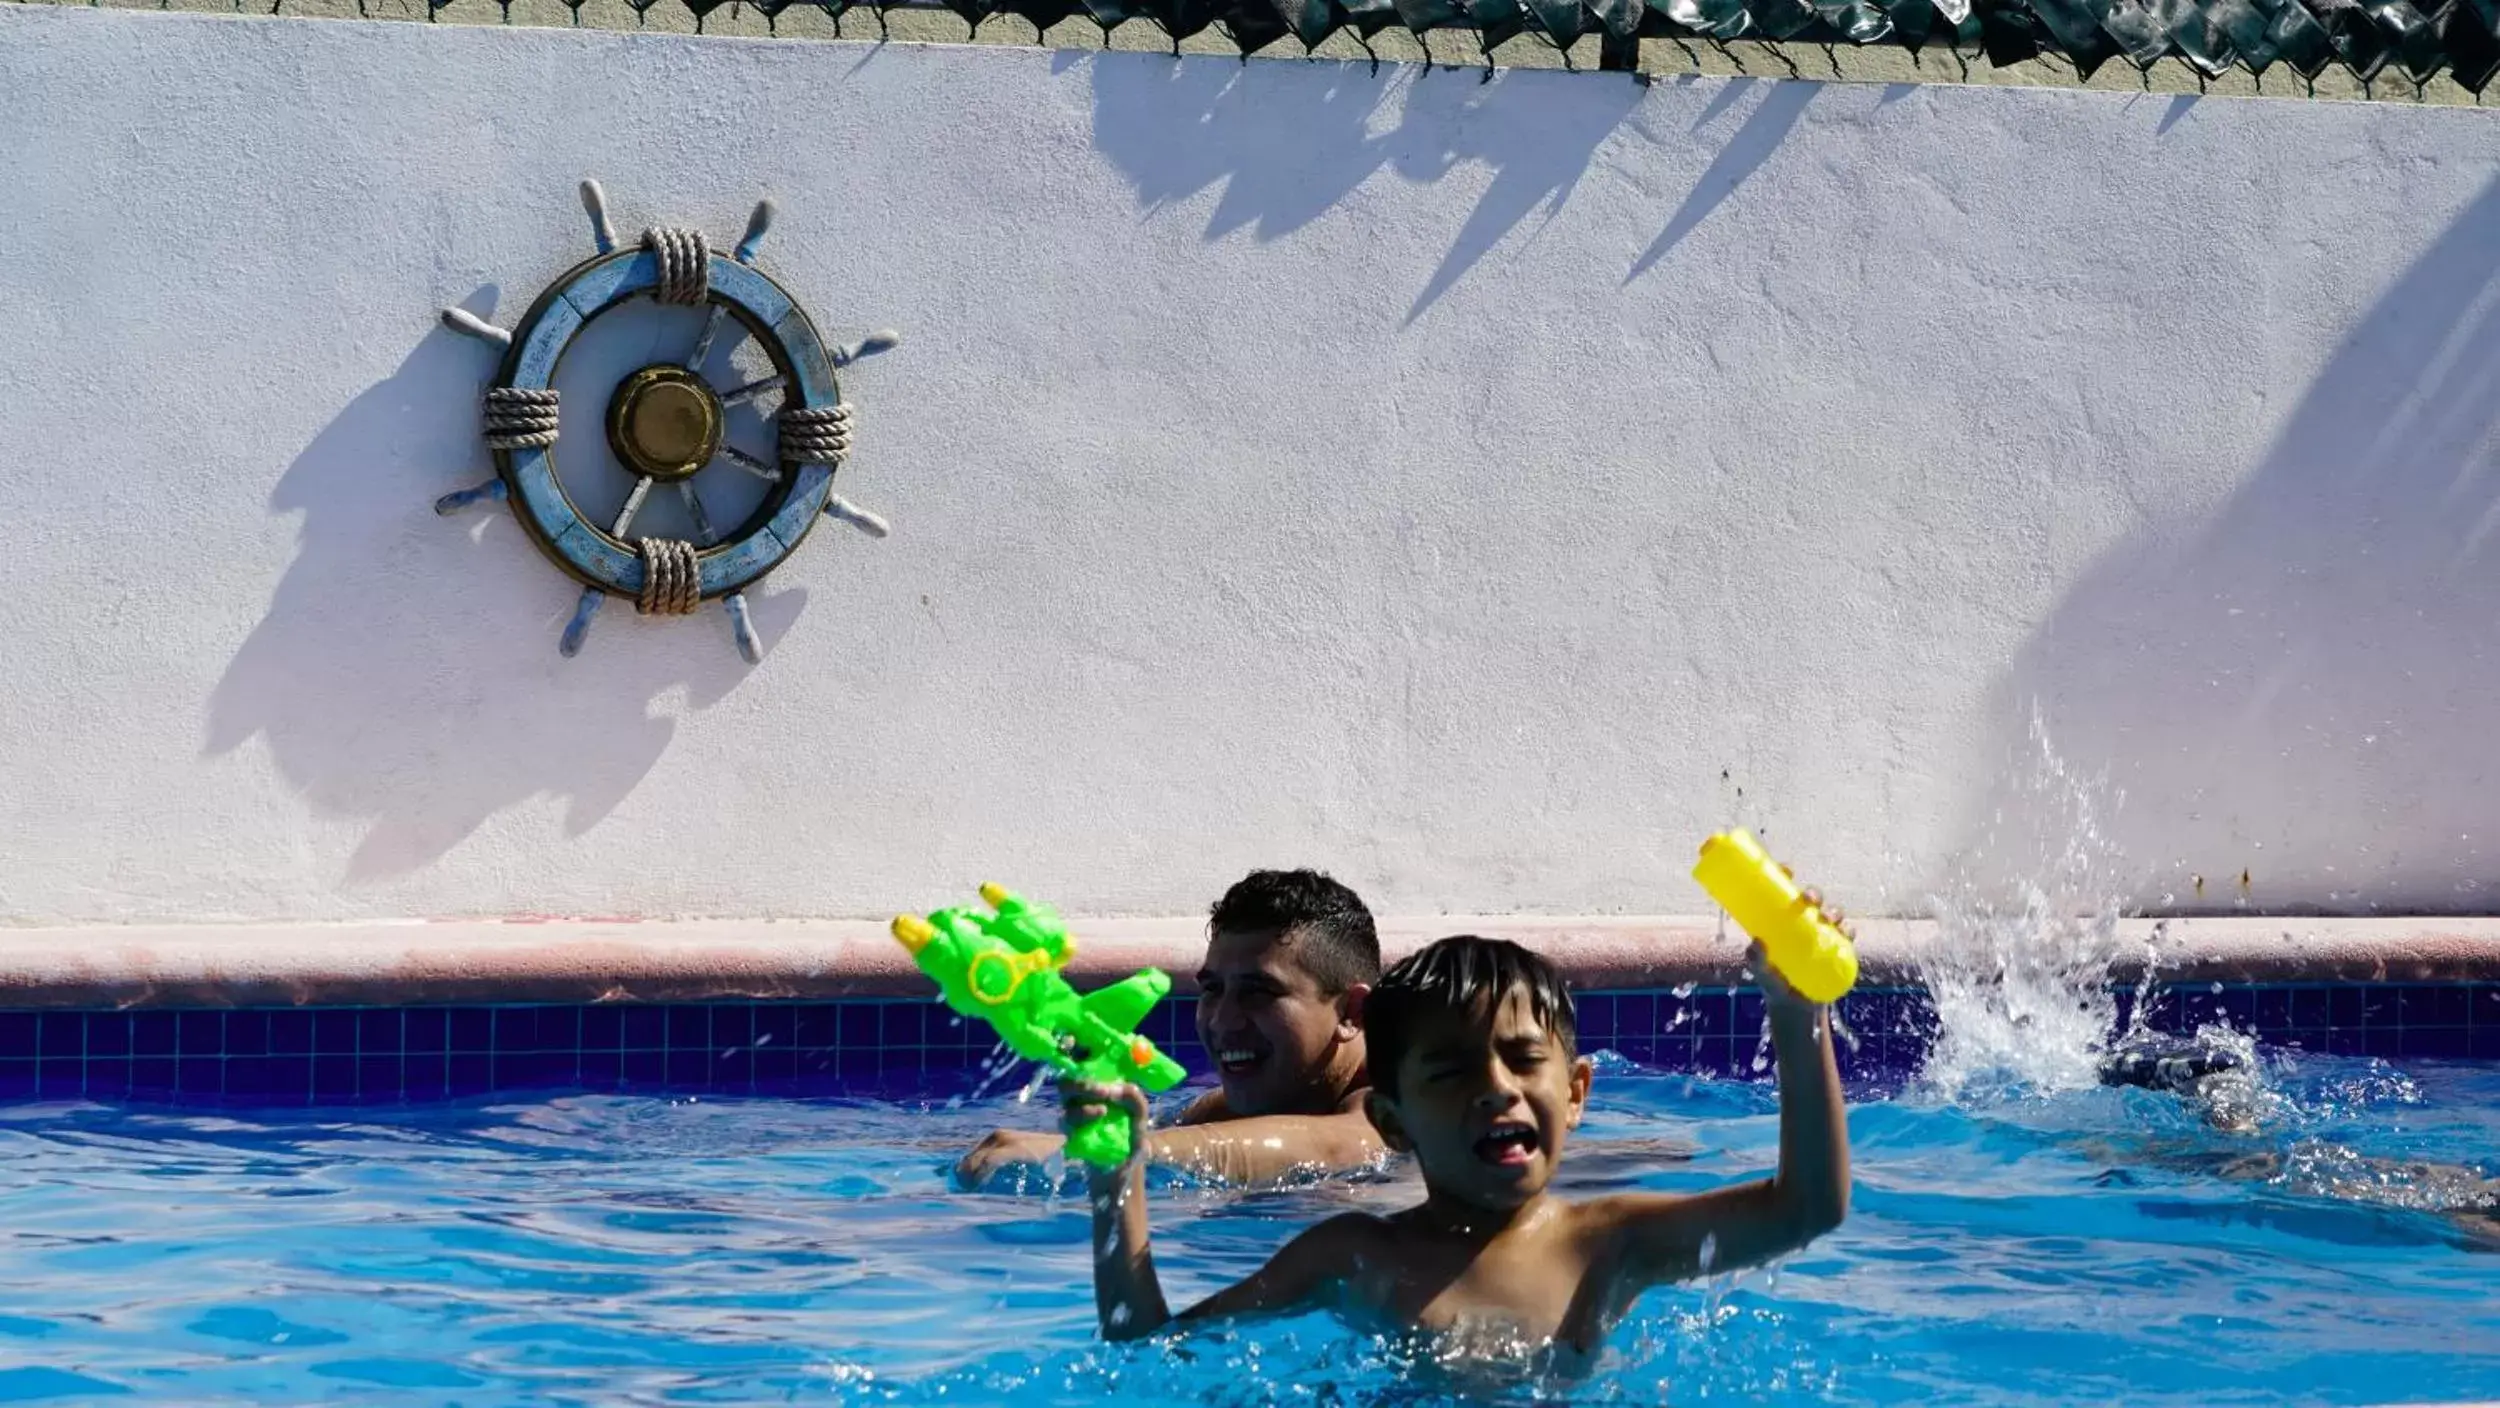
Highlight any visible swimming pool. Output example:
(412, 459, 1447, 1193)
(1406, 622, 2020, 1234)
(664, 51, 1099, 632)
(0, 1049, 2491, 1404)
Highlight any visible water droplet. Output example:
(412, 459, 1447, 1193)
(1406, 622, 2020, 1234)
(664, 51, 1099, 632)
(1672, 982, 1697, 999)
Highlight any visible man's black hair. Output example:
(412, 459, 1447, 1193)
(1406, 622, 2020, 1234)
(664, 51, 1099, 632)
(1207, 869, 1380, 994)
(1365, 935, 1577, 1098)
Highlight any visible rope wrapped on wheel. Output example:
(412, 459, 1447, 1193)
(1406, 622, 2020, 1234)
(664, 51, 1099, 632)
(643, 227, 711, 306)
(483, 387, 560, 450)
(637, 538, 702, 616)
(777, 402, 854, 467)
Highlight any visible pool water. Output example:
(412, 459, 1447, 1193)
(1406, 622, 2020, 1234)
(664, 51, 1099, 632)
(0, 1053, 2494, 1406)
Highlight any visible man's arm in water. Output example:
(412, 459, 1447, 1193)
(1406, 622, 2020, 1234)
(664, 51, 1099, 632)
(957, 1105, 1383, 1186)
(1591, 941, 1851, 1286)
(1070, 1081, 1360, 1340)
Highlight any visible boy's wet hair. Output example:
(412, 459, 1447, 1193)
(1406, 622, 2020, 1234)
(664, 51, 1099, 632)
(1208, 869, 1381, 994)
(1365, 936, 1577, 1098)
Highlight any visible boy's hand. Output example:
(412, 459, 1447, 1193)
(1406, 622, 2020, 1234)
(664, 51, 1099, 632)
(1754, 882, 1853, 1016)
(1061, 1077, 1152, 1173)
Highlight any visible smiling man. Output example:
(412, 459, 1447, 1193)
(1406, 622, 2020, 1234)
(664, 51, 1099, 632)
(954, 870, 1386, 1187)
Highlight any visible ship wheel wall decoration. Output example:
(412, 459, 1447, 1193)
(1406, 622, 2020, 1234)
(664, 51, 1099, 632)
(434, 180, 898, 664)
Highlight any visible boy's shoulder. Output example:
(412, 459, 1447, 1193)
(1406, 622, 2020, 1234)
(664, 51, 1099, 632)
(1267, 1207, 1400, 1274)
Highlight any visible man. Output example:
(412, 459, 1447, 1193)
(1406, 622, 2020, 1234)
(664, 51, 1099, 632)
(955, 869, 1386, 1187)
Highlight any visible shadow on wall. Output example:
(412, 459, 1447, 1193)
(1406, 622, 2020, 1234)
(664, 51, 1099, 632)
(1626, 78, 1818, 281)
(1974, 178, 2500, 913)
(1078, 51, 1651, 320)
(204, 292, 799, 883)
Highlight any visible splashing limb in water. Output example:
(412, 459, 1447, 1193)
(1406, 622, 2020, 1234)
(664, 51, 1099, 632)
(1912, 710, 2156, 1102)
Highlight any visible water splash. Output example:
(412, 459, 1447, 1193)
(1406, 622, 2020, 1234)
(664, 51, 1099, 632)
(1911, 711, 2159, 1103)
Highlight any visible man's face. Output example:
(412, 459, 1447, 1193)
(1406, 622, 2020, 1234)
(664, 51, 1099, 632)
(1365, 985, 1590, 1211)
(1195, 926, 1360, 1117)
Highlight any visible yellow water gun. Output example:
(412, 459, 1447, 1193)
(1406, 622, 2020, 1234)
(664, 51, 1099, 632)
(1692, 829, 1858, 1002)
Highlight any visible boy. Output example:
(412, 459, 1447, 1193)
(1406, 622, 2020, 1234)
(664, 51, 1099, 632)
(956, 869, 1386, 1187)
(1070, 930, 1851, 1352)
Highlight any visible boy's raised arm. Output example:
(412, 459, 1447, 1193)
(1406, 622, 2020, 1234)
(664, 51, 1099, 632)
(1071, 1081, 1354, 1340)
(1603, 946, 1851, 1284)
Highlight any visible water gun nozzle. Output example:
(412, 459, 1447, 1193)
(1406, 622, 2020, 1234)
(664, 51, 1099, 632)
(891, 913, 938, 955)
(978, 881, 1011, 909)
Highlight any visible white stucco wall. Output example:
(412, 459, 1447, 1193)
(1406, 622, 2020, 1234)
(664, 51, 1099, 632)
(1, 5, 2494, 924)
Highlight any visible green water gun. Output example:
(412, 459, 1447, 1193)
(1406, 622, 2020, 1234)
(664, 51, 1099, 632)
(890, 884, 1188, 1168)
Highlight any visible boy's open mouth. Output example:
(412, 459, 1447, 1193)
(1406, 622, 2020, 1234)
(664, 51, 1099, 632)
(1473, 1122, 1538, 1167)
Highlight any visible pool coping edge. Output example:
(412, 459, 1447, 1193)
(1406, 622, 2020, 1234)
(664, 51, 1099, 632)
(0, 916, 2494, 1008)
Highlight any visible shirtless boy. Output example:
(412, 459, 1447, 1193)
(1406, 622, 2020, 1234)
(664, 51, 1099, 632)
(1072, 932, 1851, 1352)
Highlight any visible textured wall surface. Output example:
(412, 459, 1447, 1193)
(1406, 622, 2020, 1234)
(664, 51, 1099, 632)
(1, 5, 2495, 923)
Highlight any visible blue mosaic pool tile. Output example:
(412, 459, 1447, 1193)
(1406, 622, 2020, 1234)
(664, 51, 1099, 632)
(577, 1048, 620, 1088)
(659, 1048, 707, 1087)
(2329, 986, 2365, 1029)
(315, 1010, 359, 1056)
(581, 1005, 623, 1052)
(1733, 990, 1767, 1035)
(404, 1055, 451, 1102)
(36, 1014, 80, 1060)
(491, 1008, 539, 1055)
(877, 1002, 921, 1049)
(357, 1009, 401, 1055)
(1576, 993, 1616, 1043)
(311, 1056, 356, 1103)
(2290, 987, 2330, 1029)
(503, 1052, 576, 1090)
(273, 1055, 317, 1102)
(268, 1010, 313, 1056)
(358, 1053, 404, 1098)
(665, 1005, 710, 1052)
(37, 1058, 82, 1098)
(132, 1012, 177, 1058)
(223, 1011, 267, 1058)
(791, 1006, 835, 1050)
(0, 979, 2485, 1109)
(406, 1008, 448, 1055)
(621, 1049, 665, 1088)
(755, 1043, 796, 1087)
(448, 1054, 494, 1096)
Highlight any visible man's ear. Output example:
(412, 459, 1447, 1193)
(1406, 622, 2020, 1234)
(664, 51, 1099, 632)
(1336, 982, 1371, 1040)
(1363, 1089, 1412, 1153)
(1566, 1055, 1593, 1130)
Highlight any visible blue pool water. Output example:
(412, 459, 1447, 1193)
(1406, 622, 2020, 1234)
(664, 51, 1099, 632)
(0, 1053, 2493, 1405)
